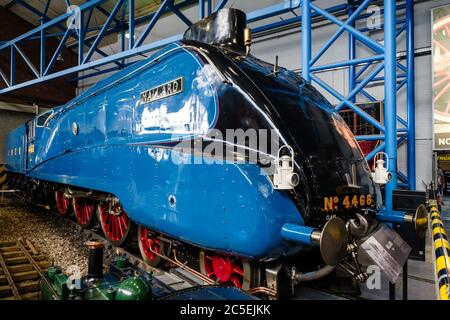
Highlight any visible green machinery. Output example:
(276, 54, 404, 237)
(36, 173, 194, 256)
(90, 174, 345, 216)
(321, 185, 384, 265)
(40, 241, 152, 300)
(40, 240, 258, 301)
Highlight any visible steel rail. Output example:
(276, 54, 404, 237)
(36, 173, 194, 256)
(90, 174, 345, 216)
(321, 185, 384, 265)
(0, 248, 21, 300)
(15, 239, 44, 276)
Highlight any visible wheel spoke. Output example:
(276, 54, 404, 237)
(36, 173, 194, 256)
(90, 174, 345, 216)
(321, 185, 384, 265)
(114, 217, 119, 240)
(232, 265, 244, 277)
(117, 216, 124, 239)
(83, 203, 87, 222)
(119, 216, 127, 233)
(56, 191, 68, 216)
(139, 226, 163, 263)
(107, 214, 113, 234)
(230, 275, 242, 288)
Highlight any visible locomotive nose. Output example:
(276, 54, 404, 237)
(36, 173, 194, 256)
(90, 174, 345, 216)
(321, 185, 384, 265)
(281, 217, 349, 266)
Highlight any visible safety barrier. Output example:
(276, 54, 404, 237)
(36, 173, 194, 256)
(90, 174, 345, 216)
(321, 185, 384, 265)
(429, 200, 450, 300)
(0, 164, 7, 190)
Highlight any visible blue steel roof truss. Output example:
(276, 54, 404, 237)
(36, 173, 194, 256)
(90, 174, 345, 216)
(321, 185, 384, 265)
(301, 0, 416, 206)
(0, 0, 417, 200)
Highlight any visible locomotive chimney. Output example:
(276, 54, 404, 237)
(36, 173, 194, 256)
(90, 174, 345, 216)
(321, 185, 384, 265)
(183, 8, 249, 56)
(85, 240, 104, 279)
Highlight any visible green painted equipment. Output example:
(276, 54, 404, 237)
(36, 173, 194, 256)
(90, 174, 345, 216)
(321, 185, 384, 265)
(40, 241, 152, 300)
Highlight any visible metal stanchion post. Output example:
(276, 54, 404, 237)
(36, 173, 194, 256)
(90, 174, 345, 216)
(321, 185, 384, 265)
(389, 282, 396, 300)
(403, 261, 408, 300)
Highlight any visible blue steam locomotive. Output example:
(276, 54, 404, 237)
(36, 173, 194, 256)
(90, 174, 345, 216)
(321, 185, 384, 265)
(4, 9, 424, 294)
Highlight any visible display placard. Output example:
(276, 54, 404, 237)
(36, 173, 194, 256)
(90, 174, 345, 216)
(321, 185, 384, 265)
(359, 225, 411, 283)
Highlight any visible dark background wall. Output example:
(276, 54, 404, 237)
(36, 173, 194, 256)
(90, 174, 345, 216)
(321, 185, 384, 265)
(0, 6, 78, 108)
(0, 109, 34, 163)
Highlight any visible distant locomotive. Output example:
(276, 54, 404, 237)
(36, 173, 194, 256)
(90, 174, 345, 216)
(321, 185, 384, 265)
(4, 9, 425, 295)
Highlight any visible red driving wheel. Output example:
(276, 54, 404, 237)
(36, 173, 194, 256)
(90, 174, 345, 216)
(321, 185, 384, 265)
(55, 190, 70, 216)
(138, 226, 164, 266)
(97, 202, 132, 246)
(200, 251, 246, 288)
(72, 197, 96, 228)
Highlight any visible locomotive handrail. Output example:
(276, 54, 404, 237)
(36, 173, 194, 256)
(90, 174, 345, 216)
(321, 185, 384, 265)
(45, 44, 230, 125)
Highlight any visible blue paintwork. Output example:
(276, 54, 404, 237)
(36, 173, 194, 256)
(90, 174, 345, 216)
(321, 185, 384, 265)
(281, 223, 315, 246)
(5, 125, 26, 174)
(376, 209, 406, 224)
(5, 42, 305, 259)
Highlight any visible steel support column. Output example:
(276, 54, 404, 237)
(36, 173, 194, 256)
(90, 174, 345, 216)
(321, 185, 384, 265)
(406, 0, 416, 190)
(384, 0, 397, 210)
(348, 0, 356, 103)
(302, 0, 311, 82)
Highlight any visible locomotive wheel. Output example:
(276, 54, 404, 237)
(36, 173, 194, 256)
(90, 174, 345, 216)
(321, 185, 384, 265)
(55, 190, 70, 216)
(199, 250, 259, 290)
(138, 226, 165, 267)
(97, 202, 132, 246)
(72, 197, 96, 229)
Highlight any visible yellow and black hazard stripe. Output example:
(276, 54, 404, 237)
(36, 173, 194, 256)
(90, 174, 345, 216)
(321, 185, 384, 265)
(429, 200, 450, 300)
(0, 164, 7, 190)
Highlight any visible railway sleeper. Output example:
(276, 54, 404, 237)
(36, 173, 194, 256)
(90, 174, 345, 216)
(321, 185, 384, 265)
(1, 250, 38, 259)
(0, 241, 17, 248)
(0, 261, 50, 276)
(1, 291, 39, 300)
(0, 269, 46, 285)
(12, 270, 41, 282)
(0, 246, 22, 253)
(4, 255, 46, 266)
(0, 280, 40, 297)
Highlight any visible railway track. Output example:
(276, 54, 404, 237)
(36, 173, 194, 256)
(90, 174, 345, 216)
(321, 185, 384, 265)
(0, 239, 51, 300)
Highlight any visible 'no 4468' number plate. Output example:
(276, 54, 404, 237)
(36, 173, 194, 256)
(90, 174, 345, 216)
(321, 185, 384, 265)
(323, 194, 375, 211)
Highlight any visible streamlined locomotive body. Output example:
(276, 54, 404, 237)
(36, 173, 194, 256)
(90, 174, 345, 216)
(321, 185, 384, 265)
(4, 9, 423, 293)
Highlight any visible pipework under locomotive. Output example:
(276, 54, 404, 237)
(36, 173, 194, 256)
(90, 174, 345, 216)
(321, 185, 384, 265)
(4, 9, 427, 296)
